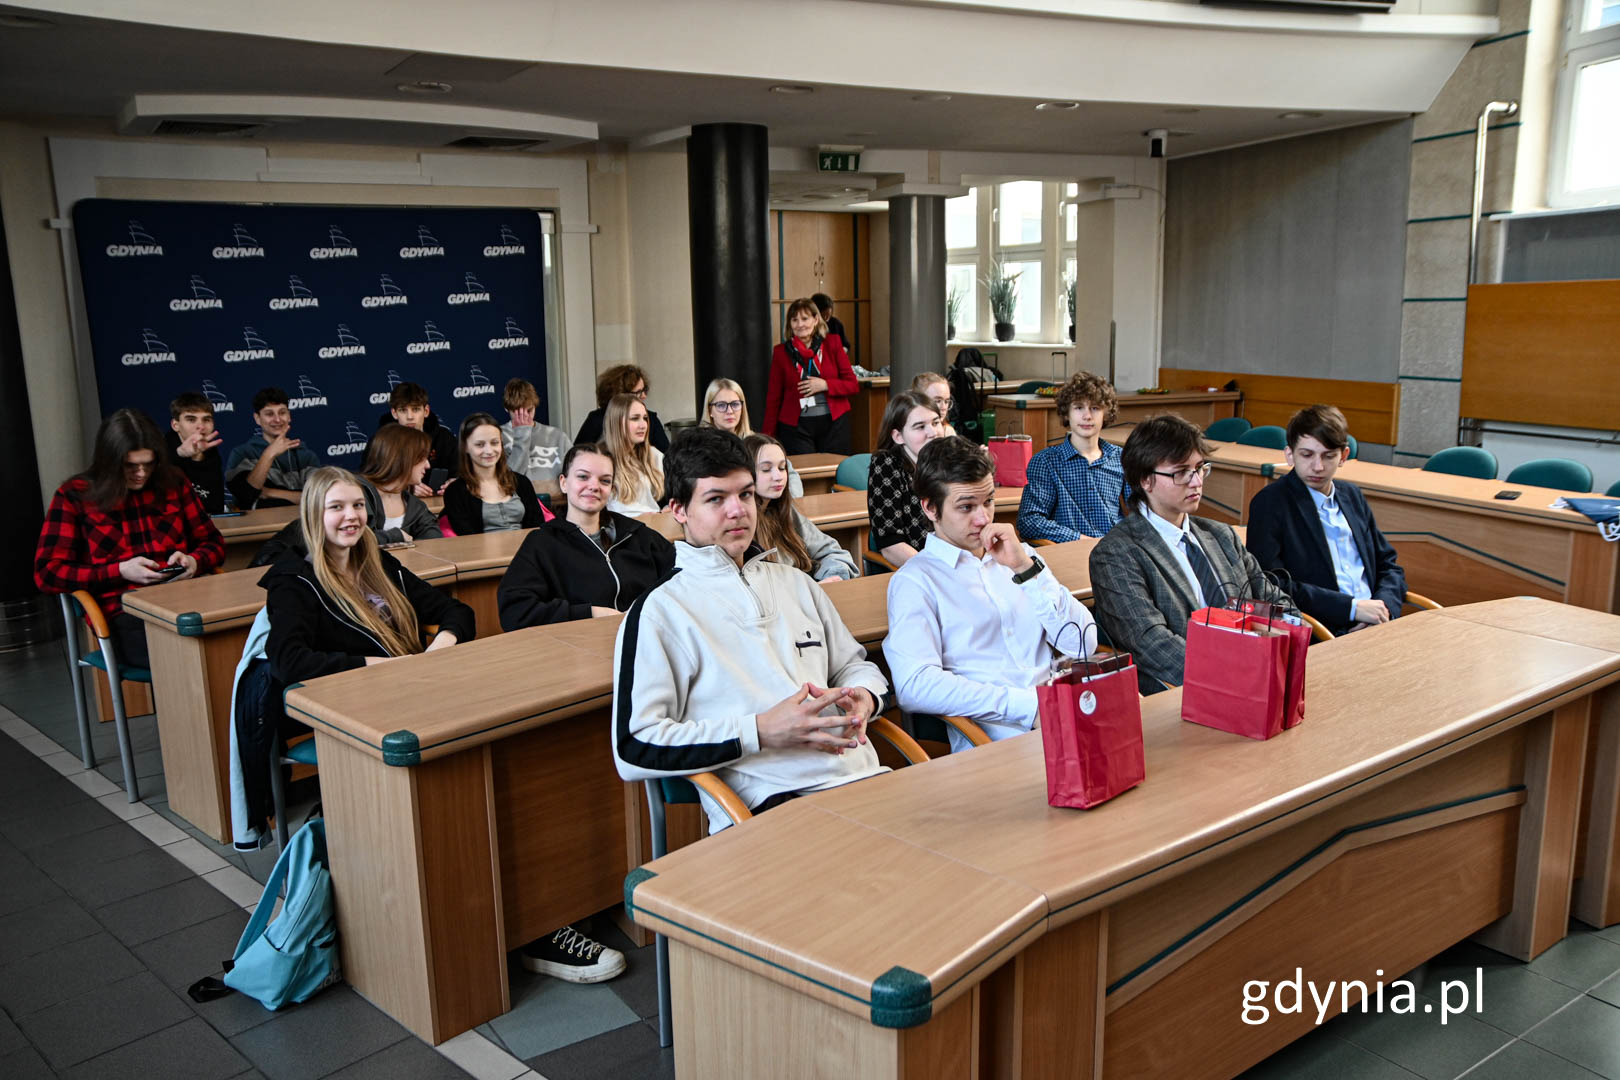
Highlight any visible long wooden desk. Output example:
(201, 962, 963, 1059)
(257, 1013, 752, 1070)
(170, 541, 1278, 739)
(215, 496, 446, 570)
(789, 452, 846, 496)
(281, 538, 1100, 1044)
(629, 599, 1620, 1079)
(995, 390, 1239, 448)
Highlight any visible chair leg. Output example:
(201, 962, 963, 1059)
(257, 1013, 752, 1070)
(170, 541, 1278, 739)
(97, 640, 139, 803)
(655, 932, 672, 1048)
(270, 751, 289, 853)
(61, 600, 95, 770)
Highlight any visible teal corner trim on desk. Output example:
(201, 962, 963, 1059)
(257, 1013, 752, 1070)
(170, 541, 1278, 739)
(176, 612, 205, 637)
(625, 867, 656, 917)
(870, 966, 933, 1028)
(381, 730, 422, 766)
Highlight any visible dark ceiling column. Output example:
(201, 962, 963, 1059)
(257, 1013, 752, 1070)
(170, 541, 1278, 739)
(887, 194, 947, 394)
(0, 201, 45, 604)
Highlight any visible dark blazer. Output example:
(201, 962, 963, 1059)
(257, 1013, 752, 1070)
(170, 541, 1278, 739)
(1090, 510, 1298, 695)
(442, 473, 547, 535)
(574, 408, 670, 454)
(1245, 470, 1406, 636)
(496, 511, 675, 630)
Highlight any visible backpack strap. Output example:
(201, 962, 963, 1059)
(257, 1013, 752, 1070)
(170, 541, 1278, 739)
(229, 823, 299, 960)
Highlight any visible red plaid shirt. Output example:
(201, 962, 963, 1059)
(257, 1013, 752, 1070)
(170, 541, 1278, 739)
(34, 477, 226, 616)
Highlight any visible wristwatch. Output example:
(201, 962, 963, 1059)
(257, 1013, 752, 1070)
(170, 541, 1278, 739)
(1012, 555, 1045, 585)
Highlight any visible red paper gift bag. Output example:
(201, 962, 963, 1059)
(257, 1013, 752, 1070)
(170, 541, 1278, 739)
(988, 434, 1034, 487)
(1036, 654, 1146, 809)
(1181, 608, 1303, 740)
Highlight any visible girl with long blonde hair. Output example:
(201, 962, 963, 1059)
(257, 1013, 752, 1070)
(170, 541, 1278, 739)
(602, 392, 665, 514)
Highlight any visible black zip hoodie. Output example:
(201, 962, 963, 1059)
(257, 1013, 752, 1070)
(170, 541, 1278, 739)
(260, 548, 476, 683)
(496, 510, 675, 631)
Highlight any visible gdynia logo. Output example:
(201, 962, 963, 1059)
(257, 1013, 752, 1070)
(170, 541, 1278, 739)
(369, 370, 404, 405)
(447, 271, 490, 305)
(453, 364, 497, 399)
(488, 316, 529, 350)
(406, 320, 451, 355)
(289, 375, 328, 410)
(400, 225, 444, 259)
(309, 225, 358, 259)
(269, 275, 319, 310)
(121, 328, 176, 366)
(483, 224, 525, 257)
(106, 220, 162, 257)
(170, 274, 224, 311)
(225, 326, 274, 363)
(202, 380, 235, 413)
(361, 274, 408, 308)
(212, 224, 264, 259)
(317, 324, 366, 359)
(327, 421, 370, 458)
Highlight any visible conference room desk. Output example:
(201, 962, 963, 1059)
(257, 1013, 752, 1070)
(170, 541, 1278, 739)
(789, 452, 846, 496)
(121, 547, 458, 842)
(794, 487, 1025, 566)
(628, 599, 1620, 1079)
(214, 496, 446, 570)
(409, 531, 531, 640)
(995, 390, 1239, 448)
(853, 378, 1029, 453)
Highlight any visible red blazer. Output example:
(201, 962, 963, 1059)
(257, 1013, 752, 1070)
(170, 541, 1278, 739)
(764, 336, 859, 434)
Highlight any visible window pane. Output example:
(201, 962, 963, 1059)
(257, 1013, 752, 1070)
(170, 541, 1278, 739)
(1569, 56, 1620, 192)
(947, 263, 977, 338)
(945, 190, 977, 250)
(998, 181, 1043, 247)
(1583, 0, 1620, 30)
(1065, 202, 1077, 244)
(1005, 260, 1041, 335)
(1064, 182, 1078, 197)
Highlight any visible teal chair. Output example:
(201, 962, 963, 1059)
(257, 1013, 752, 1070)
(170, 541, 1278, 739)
(1016, 381, 1056, 395)
(1423, 446, 1498, 480)
(60, 592, 145, 802)
(1346, 434, 1359, 460)
(1236, 426, 1287, 450)
(270, 738, 318, 851)
(1506, 458, 1593, 493)
(833, 453, 872, 492)
(1204, 417, 1251, 442)
(1606, 480, 1620, 498)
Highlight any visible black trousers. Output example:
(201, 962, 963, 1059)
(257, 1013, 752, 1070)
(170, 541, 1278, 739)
(776, 412, 851, 455)
(108, 611, 151, 668)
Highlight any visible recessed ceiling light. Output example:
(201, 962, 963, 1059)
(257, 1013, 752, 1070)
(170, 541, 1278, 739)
(397, 80, 453, 95)
(769, 84, 815, 95)
(1165, 106, 1201, 114)
(911, 93, 952, 103)
(0, 13, 54, 28)
(1278, 111, 1323, 120)
(1036, 101, 1080, 111)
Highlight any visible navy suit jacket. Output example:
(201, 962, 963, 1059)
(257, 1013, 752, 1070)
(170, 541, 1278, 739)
(1245, 470, 1406, 636)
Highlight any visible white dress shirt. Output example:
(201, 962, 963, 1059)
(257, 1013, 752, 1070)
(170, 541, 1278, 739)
(884, 533, 1095, 752)
(1306, 482, 1372, 621)
(1140, 505, 1216, 608)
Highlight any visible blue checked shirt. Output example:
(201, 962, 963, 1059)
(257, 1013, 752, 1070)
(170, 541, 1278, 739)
(1016, 439, 1126, 542)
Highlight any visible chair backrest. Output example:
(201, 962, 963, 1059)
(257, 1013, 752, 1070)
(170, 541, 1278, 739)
(1422, 446, 1498, 480)
(438, 513, 458, 537)
(1203, 417, 1252, 441)
(1015, 380, 1056, 395)
(1235, 425, 1287, 450)
(1505, 457, 1593, 493)
(834, 453, 872, 491)
(1345, 434, 1359, 460)
(1607, 479, 1620, 499)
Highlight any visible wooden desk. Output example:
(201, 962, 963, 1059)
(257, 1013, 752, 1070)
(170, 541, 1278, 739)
(851, 378, 890, 454)
(629, 601, 1620, 1079)
(789, 453, 846, 496)
(996, 391, 1239, 448)
(796, 487, 1024, 566)
(412, 530, 533, 640)
(214, 497, 447, 570)
(121, 547, 457, 842)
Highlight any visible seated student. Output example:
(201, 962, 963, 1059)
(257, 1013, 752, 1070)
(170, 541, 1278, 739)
(1016, 372, 1126, 541)
(165, 390, 229, 514)
(360, 424, 443, 545)
(612, 427, 890, 834)
(910, 371, 957, 437)
(498, 443, 676, 629)
(1089, 414, 1297, 694)
(442, 413, 549, 535)
(35, 408, 225, 667)
(225, 387, 320, 508)
(500, 377, 571, 502)
(602, 393, 665, 515)
(383, 382, 457, 492)
(1245, 404, 1406, 636)
(886, 436, 1095, 751)
(744, 434, 857, 581)
(574, 364, 671, 453)
(702, 377, 803, 497)
(867, 391, 946, 567)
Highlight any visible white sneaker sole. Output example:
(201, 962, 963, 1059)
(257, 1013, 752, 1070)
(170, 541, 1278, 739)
(520, 955, 628, 984)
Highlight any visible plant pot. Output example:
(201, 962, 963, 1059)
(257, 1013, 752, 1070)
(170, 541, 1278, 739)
(947, 323, 956, 341)
(994, 321, 1015, 342)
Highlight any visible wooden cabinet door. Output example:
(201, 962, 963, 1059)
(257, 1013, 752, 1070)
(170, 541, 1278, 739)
(780, 213, 823, 301)
(818, 214, 856, 301)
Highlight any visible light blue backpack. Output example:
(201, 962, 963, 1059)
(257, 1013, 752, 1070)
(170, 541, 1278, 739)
(222, 819, 341, 1009)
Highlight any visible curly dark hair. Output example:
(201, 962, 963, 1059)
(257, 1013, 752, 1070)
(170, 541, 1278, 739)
(1055, 372, 1118, 428)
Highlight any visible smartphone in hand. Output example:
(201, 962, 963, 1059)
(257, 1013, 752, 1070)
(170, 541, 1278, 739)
(426, 468, 448, 491)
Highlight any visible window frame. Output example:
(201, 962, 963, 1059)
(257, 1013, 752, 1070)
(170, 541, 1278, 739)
(1547, 0, 1620, 207)
(946, 179, 1075, 344)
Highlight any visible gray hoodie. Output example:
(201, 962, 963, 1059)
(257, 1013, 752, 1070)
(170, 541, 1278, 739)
(502, 420, 573, 496)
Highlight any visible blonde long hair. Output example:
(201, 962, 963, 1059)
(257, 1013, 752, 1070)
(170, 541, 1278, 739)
(602, 393, 664, 507)
(298, 467, 422, 657)
(700, 377, 753, 437)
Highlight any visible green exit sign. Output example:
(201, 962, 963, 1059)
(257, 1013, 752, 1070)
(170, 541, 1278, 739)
(817, 151, 861, 173)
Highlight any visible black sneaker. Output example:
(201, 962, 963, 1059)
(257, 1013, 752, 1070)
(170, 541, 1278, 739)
(519, 926, 626, 983)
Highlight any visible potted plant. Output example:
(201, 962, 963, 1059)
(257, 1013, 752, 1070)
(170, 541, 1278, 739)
(982, 260, 1020, 342)
(1064, 275, 1077, 342)
(946, 284, 964, 341)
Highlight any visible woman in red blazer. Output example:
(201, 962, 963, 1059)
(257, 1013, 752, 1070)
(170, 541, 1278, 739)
(764, 296, 859, 454)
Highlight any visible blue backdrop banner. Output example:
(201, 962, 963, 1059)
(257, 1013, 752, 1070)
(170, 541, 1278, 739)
(72, 199, 547, 470)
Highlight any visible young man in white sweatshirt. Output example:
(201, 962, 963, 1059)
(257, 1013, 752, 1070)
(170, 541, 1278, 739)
(612, 427, 890, 834)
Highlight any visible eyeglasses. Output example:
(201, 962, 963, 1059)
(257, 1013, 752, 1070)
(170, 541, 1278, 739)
(712, 401, 743, 413)
(1151, 462, 1213, 485)
(933, 397, 954, 411)
(631, 386, 648, 399)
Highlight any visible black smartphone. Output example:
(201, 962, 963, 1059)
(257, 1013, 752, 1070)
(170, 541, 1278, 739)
(1494, 490, 1522, 500)
(155, 563, 186, 578)
(426, 467, 448, 491)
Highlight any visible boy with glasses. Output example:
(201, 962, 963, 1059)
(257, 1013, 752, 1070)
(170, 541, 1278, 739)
(1089, 414, 1295, 694)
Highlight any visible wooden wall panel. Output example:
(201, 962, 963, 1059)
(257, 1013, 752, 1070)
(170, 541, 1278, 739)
(1462, 280, 1620, 429)
(1159, 366, 1400, 444)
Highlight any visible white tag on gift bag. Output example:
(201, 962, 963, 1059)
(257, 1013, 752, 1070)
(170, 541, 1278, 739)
(1080, 690, 1097, 715)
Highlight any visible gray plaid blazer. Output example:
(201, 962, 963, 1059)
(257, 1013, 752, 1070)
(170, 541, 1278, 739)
(1089, 510, 1297, 694)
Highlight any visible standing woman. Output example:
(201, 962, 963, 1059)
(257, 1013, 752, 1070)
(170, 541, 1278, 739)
(745, 434, 857, 581)
(360, 424, 443, 544)
(443, 413, 550, 535)
(602, 393, 665, 515)
(262, 467, 474, 683)
(764, 297, 859, 454)
(701, 377, 802, 497)
(35, 408, 225, 667)
(867, 391, 946, 568)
